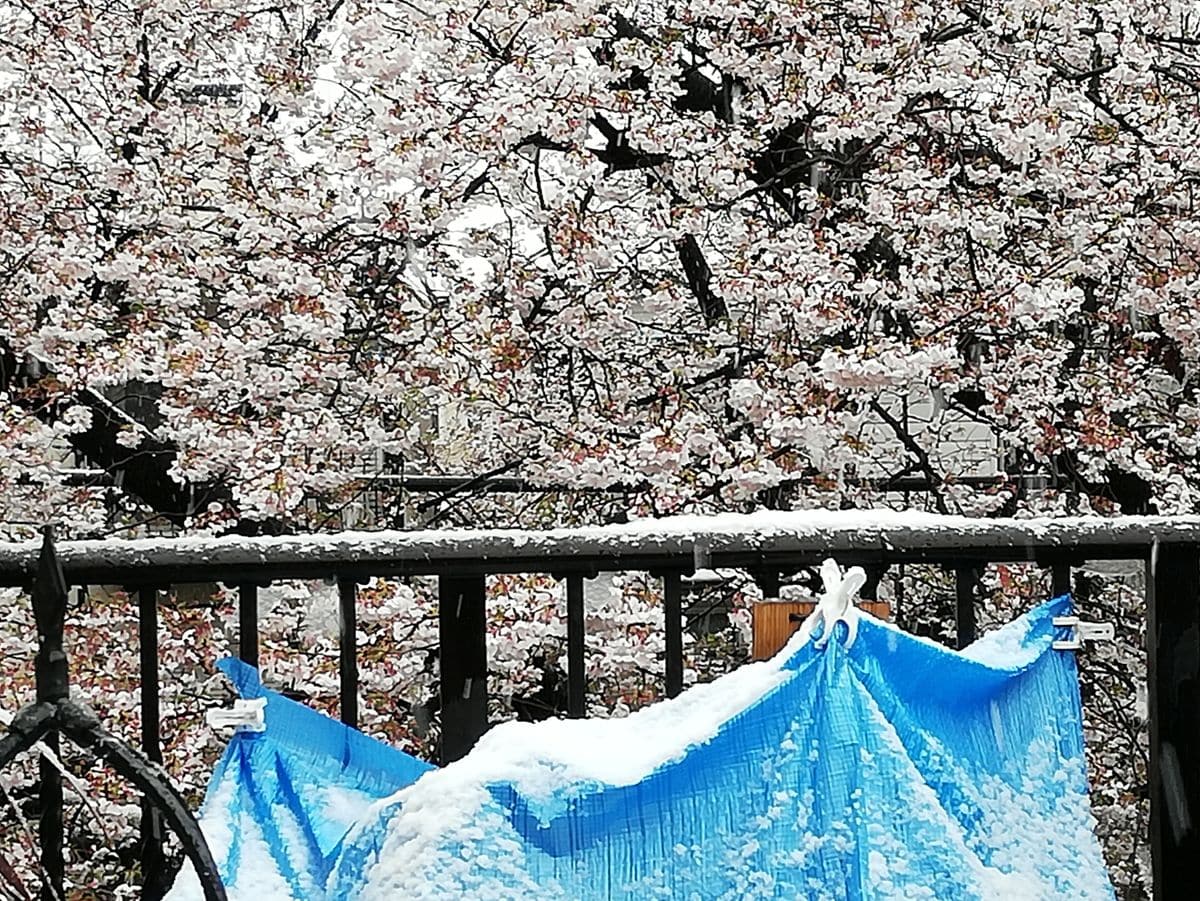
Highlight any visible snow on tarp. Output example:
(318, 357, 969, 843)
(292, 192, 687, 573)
(170, 596, 1115, 900)
(167, 659, 433, 899)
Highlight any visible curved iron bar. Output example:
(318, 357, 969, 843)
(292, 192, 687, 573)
(0, 704, 56, 770)
(0, 700, 228, 901)
(57, 701, 226, 900)
(0, 703, 57, 901)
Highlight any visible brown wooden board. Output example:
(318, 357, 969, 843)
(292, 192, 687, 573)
(751, 601, 892, 661)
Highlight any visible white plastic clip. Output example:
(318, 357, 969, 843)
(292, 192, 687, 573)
(1052, 615, 1115, 651)
(206, 697, 267, 734)
(796, 559, 867, 651)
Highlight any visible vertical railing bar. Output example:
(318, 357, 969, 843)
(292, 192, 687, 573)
(438, 574, 489, 764)
(954, 564, 979, 650)
(29, 529, 68, 901)
(33, 583, 80, 901)
(1146, 546, 1162, 901)
(862, 565, 885, 602)
(663, 571, 684, 699)
(136, 584, 164, 899)
(1147, 540, 1200, 900)
(238, 582, 259, 668)
(1051, 564, 1072, 599)
(38, 733, 63, 901)
(566, 575, 585, 718)
(137, 586, 163, 764)
(337, 576, 358, 729)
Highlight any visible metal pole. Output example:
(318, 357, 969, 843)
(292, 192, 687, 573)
(1147, 543, 1200, 900)
(1051, 564, 1072, 598)
(32, 530, 68, 901)
(237, 583, 259, 668)
(566, 575, 585, 718)
(954, 565, 979, 649)
(337, 577, 358, 729)
(37, 732, 63, 901)
(136, 585, 165, 898)
(137, 587, 162, 763)
(862, 565, 886, 602)
(438, 575, 488, 763)
(663, 571, 684, 698)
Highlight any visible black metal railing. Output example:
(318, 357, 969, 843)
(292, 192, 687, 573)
(0, 514, 1196, 899)
(0, 530, 225, 901)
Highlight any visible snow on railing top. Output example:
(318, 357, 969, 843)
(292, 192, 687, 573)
(0, 509, 1195, 584)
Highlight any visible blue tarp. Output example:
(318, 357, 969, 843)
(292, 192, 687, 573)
(169, 596, 1115, 900)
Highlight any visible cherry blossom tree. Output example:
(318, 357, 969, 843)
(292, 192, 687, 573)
(1, 0, 1198, 532)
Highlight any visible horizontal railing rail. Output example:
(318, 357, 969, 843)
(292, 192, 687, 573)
(0, 512, 1195, 584)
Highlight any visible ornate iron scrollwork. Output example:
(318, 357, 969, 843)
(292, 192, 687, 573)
(0, 528, 226, 901)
